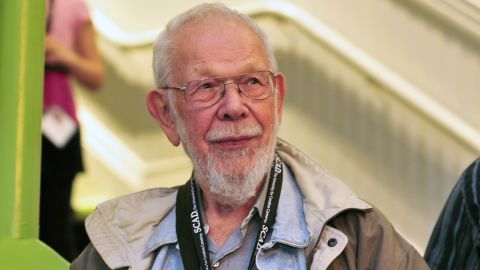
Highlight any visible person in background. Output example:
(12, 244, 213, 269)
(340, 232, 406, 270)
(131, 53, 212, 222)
(424, 158, 480, 269)
(41, 0, 103, 261)
(71, 3, 427, 269)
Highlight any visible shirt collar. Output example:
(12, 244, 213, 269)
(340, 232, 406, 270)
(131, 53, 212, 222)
(239, 174, 269, 230)
(241, 162, 310, 248)
(143, 161, 310, 257)
(143, 206, 177, 257)
(268, 162, 310, 248)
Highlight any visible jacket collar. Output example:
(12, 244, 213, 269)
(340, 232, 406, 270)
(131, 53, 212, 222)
(275, 138, 371, 230)
(85, 188, 178, 269)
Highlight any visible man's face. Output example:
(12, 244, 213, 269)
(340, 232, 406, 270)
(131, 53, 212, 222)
(150, 16, 286, 205)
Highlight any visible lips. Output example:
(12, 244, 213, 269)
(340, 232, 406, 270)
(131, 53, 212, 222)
(209, 136, 254, 151)
(213, 135, 253, 143)
(210, 136, 256, 149)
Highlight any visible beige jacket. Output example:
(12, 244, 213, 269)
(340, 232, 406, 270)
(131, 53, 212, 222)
(71, 139, 429, 270)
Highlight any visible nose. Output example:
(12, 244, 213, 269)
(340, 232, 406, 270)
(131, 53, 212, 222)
(216, 82, 248, 121)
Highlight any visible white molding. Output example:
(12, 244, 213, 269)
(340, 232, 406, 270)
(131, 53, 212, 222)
(91, 9, 160, 47)
(78, 106, 190, 189)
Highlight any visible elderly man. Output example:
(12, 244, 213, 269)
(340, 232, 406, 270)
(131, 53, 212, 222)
(72, 3, 428, 269)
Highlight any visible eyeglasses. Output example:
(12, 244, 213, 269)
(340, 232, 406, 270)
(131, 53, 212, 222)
(161, 70, 278, 108)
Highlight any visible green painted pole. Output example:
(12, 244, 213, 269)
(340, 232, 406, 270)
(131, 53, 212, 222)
(0, 0, 68, 268)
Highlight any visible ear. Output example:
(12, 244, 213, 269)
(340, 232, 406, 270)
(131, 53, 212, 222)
(274, 72, 287, 122)
(146, 89, 181, 146)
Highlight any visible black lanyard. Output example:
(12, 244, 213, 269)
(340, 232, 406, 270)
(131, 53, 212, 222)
(176, 153, 283, 270)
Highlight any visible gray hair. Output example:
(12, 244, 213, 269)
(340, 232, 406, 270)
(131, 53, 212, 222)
(152, 2, 278, 88)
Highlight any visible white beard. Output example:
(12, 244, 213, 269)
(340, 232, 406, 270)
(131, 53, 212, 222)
(171, 105, 279, 208)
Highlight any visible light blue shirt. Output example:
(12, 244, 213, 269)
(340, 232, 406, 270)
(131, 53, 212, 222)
(145, 163, 311, 269)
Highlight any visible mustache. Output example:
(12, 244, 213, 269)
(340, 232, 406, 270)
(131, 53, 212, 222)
(206, 122, 263, 141)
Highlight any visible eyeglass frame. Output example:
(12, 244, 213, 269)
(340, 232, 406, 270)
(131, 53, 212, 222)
(159, 70, 279, 108)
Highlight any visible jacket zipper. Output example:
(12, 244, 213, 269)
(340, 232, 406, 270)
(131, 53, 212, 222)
(306, 208, 359, 269)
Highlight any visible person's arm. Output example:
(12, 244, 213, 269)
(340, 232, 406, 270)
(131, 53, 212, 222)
(45, 21, 104, 90)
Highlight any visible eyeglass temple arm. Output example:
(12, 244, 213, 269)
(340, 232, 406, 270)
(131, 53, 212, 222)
(161, 86, 186, 92)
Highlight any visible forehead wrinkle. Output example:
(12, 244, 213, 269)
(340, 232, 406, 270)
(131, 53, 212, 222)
(171, 17, 269, 83)
(189, 57, 265, 79)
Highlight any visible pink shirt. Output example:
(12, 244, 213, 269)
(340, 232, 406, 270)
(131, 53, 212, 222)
(49, 0, 90, 49)
(43, 0, 90, 123)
